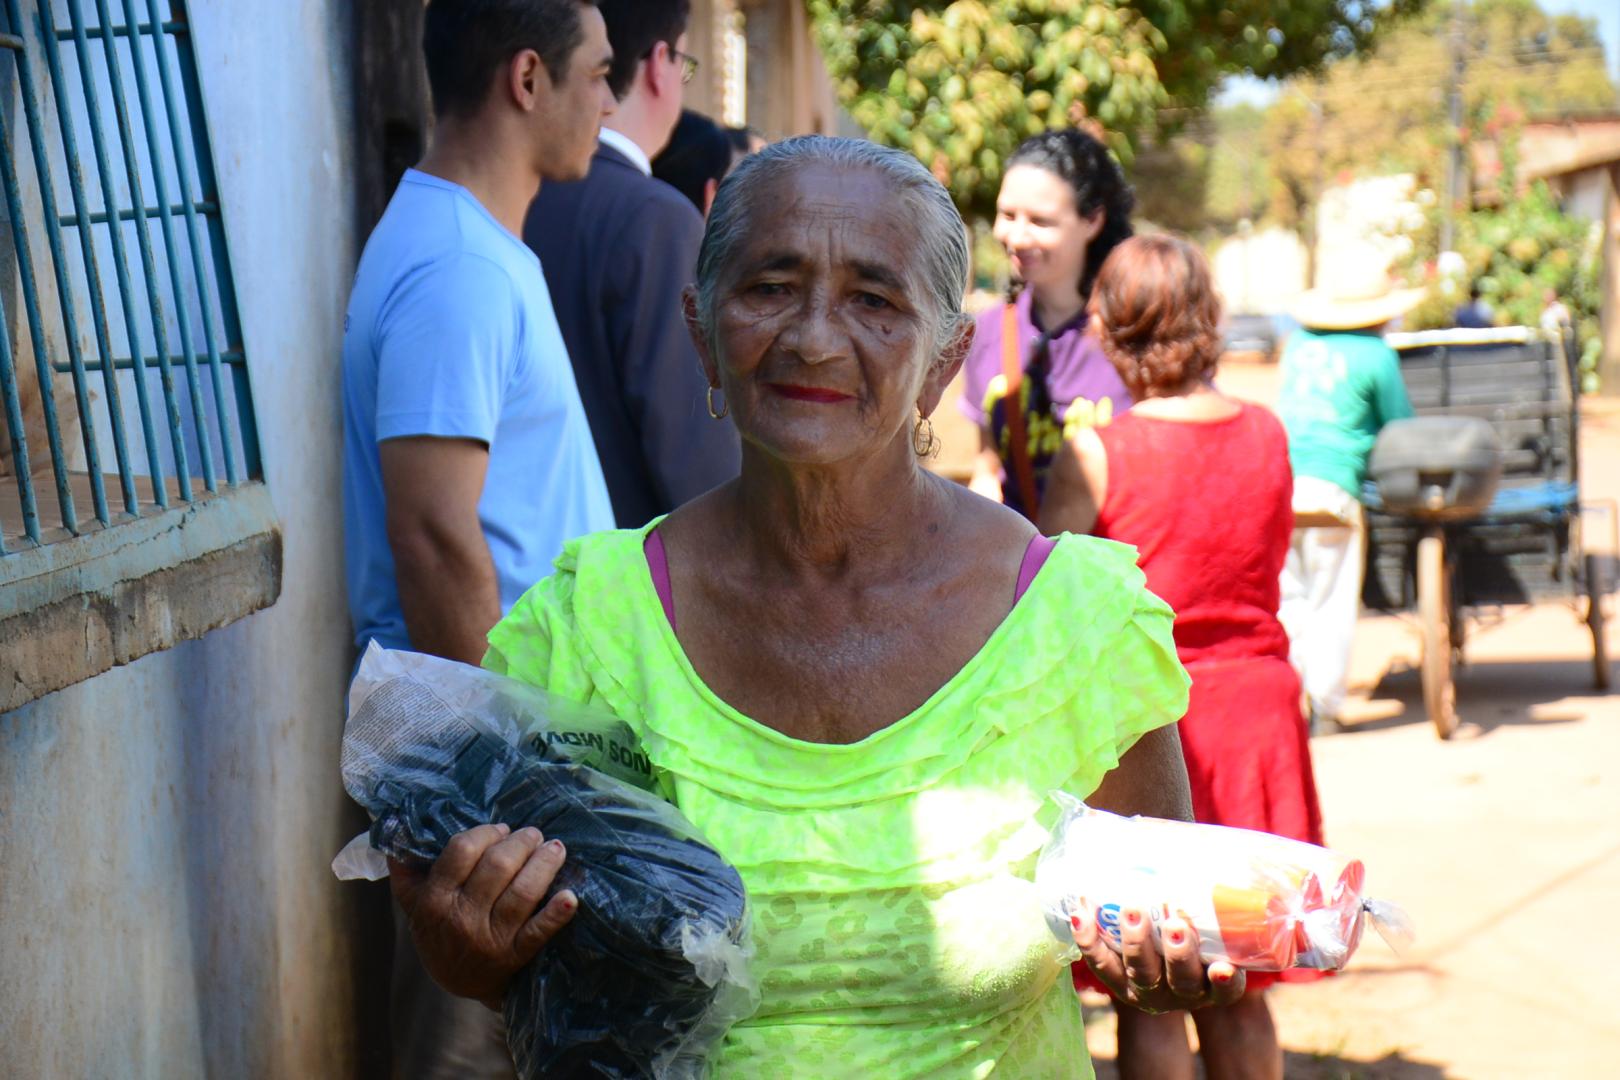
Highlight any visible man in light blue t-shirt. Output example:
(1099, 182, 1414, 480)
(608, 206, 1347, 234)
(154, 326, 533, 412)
(340, 2, 616, 1076)
(342, 2, 616, 666)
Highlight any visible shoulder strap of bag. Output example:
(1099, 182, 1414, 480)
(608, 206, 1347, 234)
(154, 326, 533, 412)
(1001, 302, 1041, 517)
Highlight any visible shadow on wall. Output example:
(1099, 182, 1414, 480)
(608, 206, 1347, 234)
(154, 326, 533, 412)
(349, 0, 431, 239)
(172, 624, 393, 1079)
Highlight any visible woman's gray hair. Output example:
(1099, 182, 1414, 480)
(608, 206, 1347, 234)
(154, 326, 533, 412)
(694, 136, 971, 355)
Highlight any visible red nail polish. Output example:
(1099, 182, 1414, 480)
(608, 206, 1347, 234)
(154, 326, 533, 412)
(1211, 968, 1232, 984)
(1125, 910, 1142, 927)
(1167, 929, 1185, 946)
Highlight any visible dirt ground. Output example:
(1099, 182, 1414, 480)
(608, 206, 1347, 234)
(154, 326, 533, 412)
(1080, 365, 1620, 1079)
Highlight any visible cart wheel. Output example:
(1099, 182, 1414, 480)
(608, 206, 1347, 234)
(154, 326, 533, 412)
(1587, 553, 1611, 692)
(1418, 532, 1459, 738)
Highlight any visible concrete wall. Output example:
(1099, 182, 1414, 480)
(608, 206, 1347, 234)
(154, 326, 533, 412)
(1212, 227, 1310, 316)
(741, 0, 847, 140)
(1603, 165, 1620, 393)
(0, 3, 386, 1076)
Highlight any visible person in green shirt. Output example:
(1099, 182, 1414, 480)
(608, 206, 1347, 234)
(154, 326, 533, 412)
(1276, 263, 1421, 730)
(387, 135, 1250, 1078)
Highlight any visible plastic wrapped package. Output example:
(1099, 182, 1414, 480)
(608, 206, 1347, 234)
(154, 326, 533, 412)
(1035, 795, 1412, 972)
(338, 644, 757, 1079)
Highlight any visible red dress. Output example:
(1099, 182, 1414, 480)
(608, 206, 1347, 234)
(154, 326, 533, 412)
(1077, 403, 1325, 993)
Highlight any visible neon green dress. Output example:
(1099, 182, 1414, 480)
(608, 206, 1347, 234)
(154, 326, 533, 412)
(484, 523, 1189, 1078)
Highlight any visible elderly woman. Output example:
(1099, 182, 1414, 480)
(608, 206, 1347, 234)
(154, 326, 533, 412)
(1041, 236, 1323, 1080)
(391, 138, 1244, 1076)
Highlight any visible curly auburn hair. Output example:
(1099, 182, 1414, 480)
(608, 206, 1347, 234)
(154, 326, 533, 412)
(1089, 235, 1223, 400)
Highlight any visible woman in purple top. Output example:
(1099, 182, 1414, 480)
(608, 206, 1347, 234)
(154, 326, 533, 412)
(961, 129, 1136, 518)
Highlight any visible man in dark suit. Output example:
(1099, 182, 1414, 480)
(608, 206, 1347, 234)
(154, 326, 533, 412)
(525, 0, 739, 528)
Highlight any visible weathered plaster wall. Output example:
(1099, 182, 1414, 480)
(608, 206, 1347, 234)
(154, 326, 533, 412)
(0, 3, 386, 1075)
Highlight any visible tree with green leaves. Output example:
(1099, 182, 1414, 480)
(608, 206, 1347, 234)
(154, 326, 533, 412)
(1261, 0, 1617, 232)
(1402, 180, 1606, 391)
(1126, 103, 1269, 237)
(806, 0, 1423, 220)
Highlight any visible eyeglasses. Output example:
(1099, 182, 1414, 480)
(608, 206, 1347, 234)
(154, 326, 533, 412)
(670, 47, 700, 85)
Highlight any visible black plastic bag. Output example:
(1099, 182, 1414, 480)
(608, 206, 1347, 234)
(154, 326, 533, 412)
(339, 645, 756, 1078)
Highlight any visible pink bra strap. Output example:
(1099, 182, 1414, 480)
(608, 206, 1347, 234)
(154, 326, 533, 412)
(1015, 534, 1057, 602)
(644, 529, 676, 631)
(647, 529, 1054, 632)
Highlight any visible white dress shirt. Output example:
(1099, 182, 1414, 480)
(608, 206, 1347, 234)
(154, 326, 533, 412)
(597, 127, 652, 176)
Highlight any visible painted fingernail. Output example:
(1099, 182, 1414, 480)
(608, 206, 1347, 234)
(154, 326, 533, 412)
(1167, 929, 1185, 946)
(1124, 909, 1143, 927)
(1211, 968, 1233, 984)
(557, 890, 578, 911)
(544, 839, 565, 856)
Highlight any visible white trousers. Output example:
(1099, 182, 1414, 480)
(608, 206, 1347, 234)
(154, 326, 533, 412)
(1278, 477, 1366, 719)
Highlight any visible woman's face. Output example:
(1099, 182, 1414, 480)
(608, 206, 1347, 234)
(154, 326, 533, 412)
(690, 164, 967, 467)
(993, 164, 1102, 294)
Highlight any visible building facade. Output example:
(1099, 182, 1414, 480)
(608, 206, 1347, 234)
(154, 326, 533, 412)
(0, 2, 388, 1073)
(0, 2, 849, 1075)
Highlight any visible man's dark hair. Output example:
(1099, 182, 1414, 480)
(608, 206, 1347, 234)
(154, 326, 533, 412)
(652, 110, 732, 212)
(599, 0, 691, 100)
(422, 0, 596, 118)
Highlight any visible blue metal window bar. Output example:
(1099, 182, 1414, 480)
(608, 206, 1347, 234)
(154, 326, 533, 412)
(0, 0, 259, 557)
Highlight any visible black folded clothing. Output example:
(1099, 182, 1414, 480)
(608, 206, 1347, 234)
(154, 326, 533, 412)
(346, 674, 751, 1079)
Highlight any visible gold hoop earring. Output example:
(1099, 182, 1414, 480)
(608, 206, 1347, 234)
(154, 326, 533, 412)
(912, 411, 938, 457)
(706, 385, 728, 420)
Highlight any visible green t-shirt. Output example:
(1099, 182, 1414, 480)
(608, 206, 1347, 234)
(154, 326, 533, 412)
(1276, 328, 1415, 499)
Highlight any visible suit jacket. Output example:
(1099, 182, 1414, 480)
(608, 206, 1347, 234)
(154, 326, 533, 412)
(525, 143, 740, 528)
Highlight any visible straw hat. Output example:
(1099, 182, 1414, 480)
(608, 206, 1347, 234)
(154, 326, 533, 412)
(1292, 256, 1427, 331)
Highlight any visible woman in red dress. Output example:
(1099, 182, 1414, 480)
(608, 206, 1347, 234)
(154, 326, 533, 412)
(1041, 235, 1323, 1080)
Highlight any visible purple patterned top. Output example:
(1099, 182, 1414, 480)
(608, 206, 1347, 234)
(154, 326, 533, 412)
(958, 290, 1132, 517)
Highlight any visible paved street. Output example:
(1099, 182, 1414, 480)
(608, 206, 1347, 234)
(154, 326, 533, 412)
(1084, 378, 1620, 1078)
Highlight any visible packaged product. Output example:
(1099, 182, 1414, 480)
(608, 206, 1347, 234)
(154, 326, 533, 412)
(1036, 795, 1412, 972)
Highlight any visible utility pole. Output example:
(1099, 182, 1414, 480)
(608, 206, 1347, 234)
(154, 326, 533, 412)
(1306, 96, 1323, 289)
(1440, 1, 1467, 254)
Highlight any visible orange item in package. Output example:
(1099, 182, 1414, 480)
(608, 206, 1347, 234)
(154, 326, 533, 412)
(1036, 796, 1412, 973)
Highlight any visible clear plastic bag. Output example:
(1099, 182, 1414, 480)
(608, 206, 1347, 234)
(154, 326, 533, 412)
(339, 643, 758, 1078)
(1035, 794, 1413, 972)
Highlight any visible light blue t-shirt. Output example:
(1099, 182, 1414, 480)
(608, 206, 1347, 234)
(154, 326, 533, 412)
(341, 169, 613, 654)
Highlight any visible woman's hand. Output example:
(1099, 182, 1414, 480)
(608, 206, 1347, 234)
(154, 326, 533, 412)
(390, 823, 578, 1010)
(968, 437, 1005, 502)
(968, 462, 1004, 502)
(1071, 905, 1246, 1014)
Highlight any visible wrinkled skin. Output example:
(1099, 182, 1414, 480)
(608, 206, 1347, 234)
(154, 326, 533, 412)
(389, 824, 577, 1010)
(398, 161, 1238, 1023)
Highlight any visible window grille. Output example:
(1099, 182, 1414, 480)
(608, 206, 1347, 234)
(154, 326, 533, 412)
(0, 0, 258, 557)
